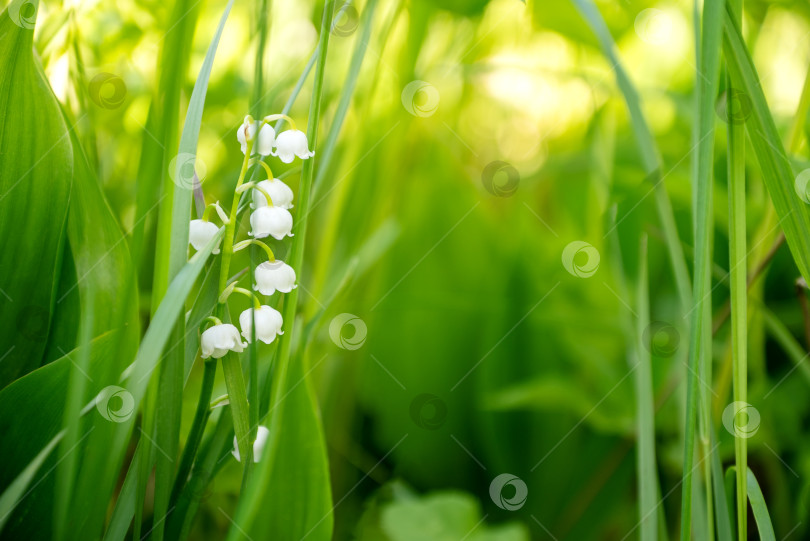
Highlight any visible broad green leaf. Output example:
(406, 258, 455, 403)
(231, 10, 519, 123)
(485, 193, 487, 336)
(0, 331, 120, 538)
(0, 0, 73, 387)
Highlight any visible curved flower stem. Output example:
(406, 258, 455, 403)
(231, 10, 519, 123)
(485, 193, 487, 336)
(236, 181, 274, 207)
(201, 201, 229, 223)
(250, 159, 275, 180)
(233, 239, 275, 262)
(231, 287, 262, 310)
(262, 113, 295, 130)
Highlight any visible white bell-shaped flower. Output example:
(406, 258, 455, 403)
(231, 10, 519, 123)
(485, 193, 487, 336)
(239, 305, 284, 344)
(272, 129, 314, 163)
(252, 178, 294, 210)
(188, 219, 221, 254)
(232, 425, 270, 463)
(249, 206, 293, 240)
(256, 124, 275, 156)
(200, 323, 246, 359)
(254, 260, 297, 296)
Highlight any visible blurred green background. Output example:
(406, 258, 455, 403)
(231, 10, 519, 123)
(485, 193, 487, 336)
(29, 0, 810, 537)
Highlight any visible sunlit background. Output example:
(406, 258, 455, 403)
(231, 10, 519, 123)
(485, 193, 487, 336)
(26, 0, 810, 537)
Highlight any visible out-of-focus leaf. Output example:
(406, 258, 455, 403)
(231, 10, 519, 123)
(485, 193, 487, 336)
(380, 491, 529, 541)
(0, 0, 73, 387)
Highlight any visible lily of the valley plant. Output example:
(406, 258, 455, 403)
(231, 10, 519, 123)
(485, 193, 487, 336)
(192, 114, 310, 461)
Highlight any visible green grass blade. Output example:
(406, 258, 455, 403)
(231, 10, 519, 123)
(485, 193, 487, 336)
(635, 235, 659, 541)
(722, 4, 810, 285)
(681, 1, 724, 538)
(312, 0, 379, 196)
(570, 0, 692, 311)
(746, 468, 775, 541)
(101, 438, 144, 541)
(150, 2, 235, 538)
(0, 431, 62, 532)
(710, 432, 733, 541)
(725, 2, 748, 539)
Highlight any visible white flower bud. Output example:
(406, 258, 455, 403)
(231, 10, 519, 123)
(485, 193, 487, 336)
(253, 260, 297, 296)
(272, 129, 314, 163)
(232, 425, 270, 463)
(189, 219, 221, 254)
(236, 116, 257, 155)
(239, 305, 284, 344)
(249, 206, 293, 240)
(252, 178, 294, 210)
(200, 324, 246, 359)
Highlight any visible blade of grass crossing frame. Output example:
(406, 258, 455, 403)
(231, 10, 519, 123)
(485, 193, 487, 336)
(636, 235, 659, 541)
(682, 1, 724, 538)
(227, 3, 335, 539)
(570, 0, 692, 311)
(722, 3, 810, 284)
(746, 468, 776, 541)
(151, 3, 235, 539)
(725, 1, 748, 539)
(711, 431, 733, 541)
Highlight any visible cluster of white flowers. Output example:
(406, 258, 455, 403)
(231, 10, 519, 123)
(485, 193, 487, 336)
(192, 114, 313, 360)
